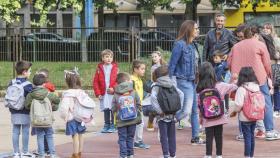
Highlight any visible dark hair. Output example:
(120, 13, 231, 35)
(196, 62, 217, 93)
(117, 72, 130, 84)
(177, 20, 196, 44)
(65, 71, 81, 89)
(37, 68, 49, 78)
(132, 60, 145, 73)
(15, 60, 32, 75)
(244, 24, 260, 39)
(33, 74, 47, 86)
(260, 33, 277, 60)
(237, 67, 259, 86)
(152, 65, 169, 82)
(234, 23, 246, 35)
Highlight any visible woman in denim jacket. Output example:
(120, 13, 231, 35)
(168, 20, 203, 145)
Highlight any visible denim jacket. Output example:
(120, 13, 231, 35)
(169, 40, 196, 81)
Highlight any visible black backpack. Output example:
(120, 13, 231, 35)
(155, 85, 181, 114)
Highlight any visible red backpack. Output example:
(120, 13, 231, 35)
(242, 87, 265, 121)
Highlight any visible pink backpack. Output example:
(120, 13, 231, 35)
(242, 87, 265, 121)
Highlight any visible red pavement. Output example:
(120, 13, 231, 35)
(56, 117, 280, 158)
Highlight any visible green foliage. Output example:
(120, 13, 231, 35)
(137, 0, 173, 13)
(0, 0, 21, 24)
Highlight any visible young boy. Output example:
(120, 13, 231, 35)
(5, 60, 33, 158)
(112, 72, 141, 158)
(212, 50, 230, 83)
(25, 74, 60, 158)
(93, 49, 118, 133)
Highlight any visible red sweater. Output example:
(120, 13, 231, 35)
(93, 62, 118, 97)
(43, 81, 56, 92)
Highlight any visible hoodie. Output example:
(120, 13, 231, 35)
(112, 81, 141, 128)
(233, 82, 260, 122)
(25, 86, 60, 111)
(150, 76, 184, 121)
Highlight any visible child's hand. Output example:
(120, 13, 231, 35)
(230, 111, 237, 118)
(98, 95, 103, 100)
(107, 88, 114, 94)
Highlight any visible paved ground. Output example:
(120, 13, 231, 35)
(1, 99, 280, 158)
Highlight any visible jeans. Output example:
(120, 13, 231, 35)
(158, 120, 176, 157)
(260, 81, 274, 131)
(36, 127, 55, 156)
(205, 125, 223, 156)
(118, 124, 136, 157)
(241, 121, 256, 157)
(134, 112, 144, 143)
(12, 124, 30, 153)
(273, 87, 280, 111)
(104, 109, 114, 125)
(176, 79, 199, 138)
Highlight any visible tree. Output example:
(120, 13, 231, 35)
(0, 0, 22, 24)
(95, 0, 117, 27)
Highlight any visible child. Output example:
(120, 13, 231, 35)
(196, 62, 237, 158)
(4, 60, 33, 158)
(150, 65, 183, 158)
(59, 69, 91, 158)
(147, 51, 166, 132)
(112, 72, 141, 158)
(212, 50, 231, 83)
(230, 67, 265, 158)
(131, 60, 150, 149)
(93, 49, 118, 133)
(24, 74, 60, 158)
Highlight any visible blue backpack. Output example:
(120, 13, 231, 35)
(117, 92, 137, 121)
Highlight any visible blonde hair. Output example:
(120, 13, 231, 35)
(151, 51, 166, 65)
(101, 49, 114, 58)
(264, 22, 277, 37)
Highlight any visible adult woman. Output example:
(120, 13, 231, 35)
(228, 24, 280, 140)
(168, 20, 204, 145)
(263, 23, 280, 118)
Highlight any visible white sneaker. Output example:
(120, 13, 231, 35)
(13, 153, 20, 158)
(21, 152, 35, 158)
(273, 111, 280, 118)
(266, 130, 280, 141)
(216, 156, 223, 158)
(204, 156, 212, 158)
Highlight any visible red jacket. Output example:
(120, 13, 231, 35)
(93, 62, 118, 97)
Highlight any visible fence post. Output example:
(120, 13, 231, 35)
(131, 27, 135, 61)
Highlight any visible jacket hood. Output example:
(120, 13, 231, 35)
(115, 81, 133, 94)
(156, 76, 173, 88)
(30, 86, 49, 100)
(63, 89, 82, 97)
(242, 82, 260, 92)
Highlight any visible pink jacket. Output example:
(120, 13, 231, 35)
(200, 82, 238, 128)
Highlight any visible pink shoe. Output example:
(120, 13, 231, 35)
(255, 130, 265, 138)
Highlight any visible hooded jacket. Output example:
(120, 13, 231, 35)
(233, 82, 260, 122)
(112, 81, 141, 128)
(25, 86, 60, 111)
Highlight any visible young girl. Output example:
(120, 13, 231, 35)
(230, 67, 261, 158)
(131, 60, 150, 149)
(197, 62, 237, 158)
(147, 51, 166, 131)
(59, 69, 87, 158)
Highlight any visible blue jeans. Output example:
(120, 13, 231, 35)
(12, 124, 30, 153)
(260, 82, 274, 131)
(158, 120, 176, 157)
(36, 127, 55, 156)
(273, 87, 280, 111)
(241, 121, 256, 157)
(118, 124, 136, 157)
(176, 79, 199, 138)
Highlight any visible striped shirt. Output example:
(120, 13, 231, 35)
(228, 38, 272, 85)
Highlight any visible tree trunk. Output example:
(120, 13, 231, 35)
(80, 0, 88, 62)
(184, 0, 199, 21)
(98, 7, 104, 27)
(6, 24, 11, 61)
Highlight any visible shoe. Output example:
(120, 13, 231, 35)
(235, 134, 244, 141)
(50, 155, 60, 158)
(216, 156, 222, 158)
(108, 124, 117, 133)
(191, 137, 205, 145)
(177, 122, 184, 130)
(273, 111, 280, 118)
(203, 156, 212, 158)
(13, 153, 20, 158)
(71, 153, 79, 158)
(170, 156, 176, 158)
(266, 130, 280, 141)
(127, 155, 134, 158)
(147, 121, 155, 132)
(199, 130, 206, 140)
(255, 130, 265, 138)
(134, 141, 150, 149)
(21, 152, 35, 158)
(101, 124, 110, 133)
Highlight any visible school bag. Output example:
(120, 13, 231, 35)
(242, 87, 265, 121)
(73, 91, 95, 123)
(199, 88, 224, 119)
(4, 79, 31, 110)
(30, 97, 53, 127)
(117, 92, 137, 121)
(156, 85, 181, 115)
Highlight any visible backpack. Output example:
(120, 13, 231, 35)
(242, 87, 265, 121)
(156, 85, 181, 115)
(30, 97, 53, 127)
(4, 80, 31, 110)
(272, 64, 280, 87)
(199, 88, 224, 119)
(117, 92, 137, 121)
(73, 91, 95, 123)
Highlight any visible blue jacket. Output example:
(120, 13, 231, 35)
(214, 61, 229, 82)
(168, 40, 196, 81)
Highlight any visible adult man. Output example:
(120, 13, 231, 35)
(203, 13, 235, 62)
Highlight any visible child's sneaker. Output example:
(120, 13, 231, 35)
(273, 111, 280, 118)
(266, 130, 280, 141)
(235, 134, 244, 141)
(101, 124, 110, 133)
(134, 141, 150, 149)
(147, 121, 155, 132)
(255, 130, 265, 138)
(13, 153, 20, 158)
(191, 137, 205, 145)
(177, 121, 184, 130)
(203, 156, 212, 158)
(108, 124, 117, 133)
(21, 152, 35, 158)
(216, 156, 223, 158)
